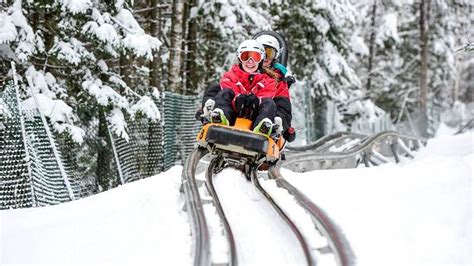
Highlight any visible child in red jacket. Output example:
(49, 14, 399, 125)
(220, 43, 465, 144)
(205, 39, 278, 136)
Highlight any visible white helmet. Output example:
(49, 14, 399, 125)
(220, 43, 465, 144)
(256, 34, 280, 59)
(237, 39, 265, 62)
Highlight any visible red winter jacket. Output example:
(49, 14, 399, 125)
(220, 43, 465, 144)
(220, 64, 277, 99)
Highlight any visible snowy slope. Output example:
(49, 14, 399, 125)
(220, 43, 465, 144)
(1, 128, 472, 265)
(1, 167, 191, 265)
(280, 130, 472, 265)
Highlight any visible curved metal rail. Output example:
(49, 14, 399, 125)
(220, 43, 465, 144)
(286, 132, 367, 152)
(268, 166, 356, 266)
(283, 131, 425, 171)
(270, 131, 424, 264)
(455, 119, 473, 134)
(202, 158, 314, 266)
(251, 167, 314, 265)
(182, 130, 424, 265)
(305, 134, 367, 154)
(205, 157, 238, 266)
(184, 150, 318, 265)
(182, 147, 211, 266)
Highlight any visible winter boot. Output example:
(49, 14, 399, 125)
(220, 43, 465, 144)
(270, 117, 283, 140)
(199, 99, 215, 124)
(253, 118, 273, 137)
(210, 108, 229, 126)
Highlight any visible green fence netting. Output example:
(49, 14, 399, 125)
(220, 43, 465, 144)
(1, 81, 395, 209)
(0, 84, 201, 209)
(0, 86, 33, 209)
(22, 107, 74, 206)
(1, 85, 78, 208)
(162, 92, 202, 170)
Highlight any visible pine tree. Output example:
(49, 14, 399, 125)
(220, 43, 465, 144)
(1, 0, 161, 190)
(189, 0, 271, 93)
(273, 0, 368, 139)
(353, 0, 473, 135)
(351, 1, 411, 123)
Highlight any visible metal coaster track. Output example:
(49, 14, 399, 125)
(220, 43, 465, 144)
(181, 147, 211, 266)
(268, 166, 355, 266)
(285, 132, 367, 153)
(205, 156, 238, 266)
(184, 152, 315, 265)
(182, 148, 352, 265)
(250, 166, 314, 265)
(181, 130, 424, 266)
(283, 131, 425, 171)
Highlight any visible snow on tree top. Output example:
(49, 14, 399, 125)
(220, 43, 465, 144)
(59, 0, 92, 15)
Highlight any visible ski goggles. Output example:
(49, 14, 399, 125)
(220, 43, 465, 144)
(264, 47, 277, 60)
(239, 51, 263, 63)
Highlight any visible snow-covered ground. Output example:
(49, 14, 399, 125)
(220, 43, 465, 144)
(281, 126, 472, 265)
(1, 125, 472, 265)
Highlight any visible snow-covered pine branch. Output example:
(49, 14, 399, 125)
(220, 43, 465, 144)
(1, 0, 163, 142)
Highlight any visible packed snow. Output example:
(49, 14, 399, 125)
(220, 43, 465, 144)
(1, 166, 191, 265)
(281, 127, 472, 265)
(1, 126, 472, 265)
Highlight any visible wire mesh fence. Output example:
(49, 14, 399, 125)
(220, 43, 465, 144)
(0, 85, 33, 209)
(22, 107, 74, 206)
(0, 83, 201, 209)
(1, 80, 394, 209)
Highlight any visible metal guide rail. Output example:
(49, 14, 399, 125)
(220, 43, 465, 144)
(181, 148, 211, 266)
(268, 166, 355, 266)
(283, 131, 425, 172)
(182, 148, 354, 265)
(285, 132, 367, 153)
(181, 131, 424, 266)
(250, 167, 314, 265)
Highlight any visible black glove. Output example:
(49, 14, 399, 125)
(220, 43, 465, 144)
(245, 94, 259, 110)
(234, 94, 248, 113)
(283, 75, 296, 88)
(195, 108, 204, 121)
(283, 127, 296, 142)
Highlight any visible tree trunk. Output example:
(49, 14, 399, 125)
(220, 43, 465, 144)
(184, 0, 198, 95)
(96, 107, 112, 191)
(149, 0, 162, 92)
(120, 53, 131, 94)
(146, 0, 163, 176)
(366, 0, 377, 92)
(419, 0, 429, 111)
(168, 0, 185, 93)
(418, 0, 432, 137)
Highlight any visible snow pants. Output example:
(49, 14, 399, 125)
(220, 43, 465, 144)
(213, 88, 276, 130)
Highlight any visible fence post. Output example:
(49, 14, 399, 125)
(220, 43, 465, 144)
(107, 126, 124, 185)
(24, 76, 76, 201)
(12, 62, 37, 206)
